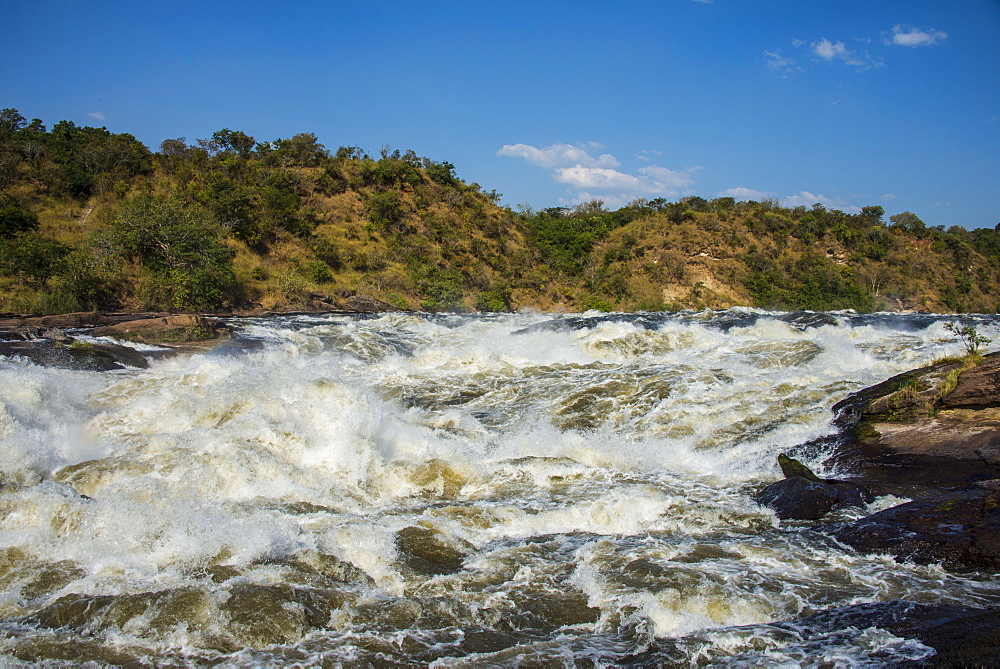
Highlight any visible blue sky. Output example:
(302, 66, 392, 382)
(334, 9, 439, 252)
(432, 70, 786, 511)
(3, 0, 998, 228)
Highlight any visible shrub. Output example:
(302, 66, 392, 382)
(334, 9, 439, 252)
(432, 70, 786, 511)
(0, 202, 39, 237)
(581, 296, 613, 312)
(944, 321, 991, 355)
(475, 285, 512, 312)
(305, 260, 333, 284)
(366, 191, 406, 232)
(108, 194, 235, 311)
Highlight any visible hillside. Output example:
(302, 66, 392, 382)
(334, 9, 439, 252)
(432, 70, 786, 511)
(1, 108, 999, 315)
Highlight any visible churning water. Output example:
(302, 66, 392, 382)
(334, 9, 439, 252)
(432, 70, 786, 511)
(1, 309, 999, 666)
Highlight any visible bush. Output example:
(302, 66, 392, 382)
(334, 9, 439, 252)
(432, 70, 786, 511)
(0, 202, 39, 238)
(414, 265, 465, 311)
(475, 285, 512, 312)
(108, 194, 235, 310)
(305, 260, 333, 284)
(581, 296, 613, 312)
(0, 232, 70, 283)
(366, 191, 406, 232)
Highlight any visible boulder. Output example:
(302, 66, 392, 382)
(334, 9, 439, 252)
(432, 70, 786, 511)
(395, 525, 468, 575)
(754, 454, 872, 520)
(755, 477, 840, 520)
(834, 487, 1000, 571)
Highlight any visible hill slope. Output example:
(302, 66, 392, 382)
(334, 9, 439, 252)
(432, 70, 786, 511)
(1, 109, 998, 315)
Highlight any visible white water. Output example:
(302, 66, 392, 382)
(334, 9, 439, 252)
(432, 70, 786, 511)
(0, 310, 997, 665)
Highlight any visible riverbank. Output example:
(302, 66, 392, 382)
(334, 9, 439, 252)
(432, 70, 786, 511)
(754, 350, 1000, 664)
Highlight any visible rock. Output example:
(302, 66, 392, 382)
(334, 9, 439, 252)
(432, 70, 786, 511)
(0, 339, 148, 371)
(756, 477, 840, 520)
(91, 315, 229, 344)
(618, 601, 1000, 667)
(343, 296, 403, 313)
(940, 358, 1000, 408)
(778, 453, 823, 481)
(834, 488, 1000, 570)
(395, 525, 468, 575)
(840, 351, 1000, 464)
(754, 454, 872, 520)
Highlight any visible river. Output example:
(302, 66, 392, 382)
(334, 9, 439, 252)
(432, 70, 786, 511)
(1, 309, 998, 666)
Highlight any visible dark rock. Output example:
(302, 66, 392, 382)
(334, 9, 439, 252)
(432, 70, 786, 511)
(395, 525, 468, 575)
(755, 454, 873, 520)
(618, 601, 1000, 667)
(778, 453, 823, 481)
(756, 477, 840, 520)
(0, 340, 148, 371)
(834, 488, 1000, 570)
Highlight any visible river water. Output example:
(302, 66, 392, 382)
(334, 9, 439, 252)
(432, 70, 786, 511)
(1, 309, 999, 666)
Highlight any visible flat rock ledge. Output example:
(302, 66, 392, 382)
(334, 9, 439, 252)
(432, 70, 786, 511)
(840, 350, 1000, 466)
(0, 313, 232, 371)
(90, 314, 230, 344)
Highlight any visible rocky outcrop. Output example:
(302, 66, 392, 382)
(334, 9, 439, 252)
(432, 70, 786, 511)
(1, 313, 233, 371)
(835, 486, 1000, 571)
(754, 454, 872, 520)
(820, 350, 1000, 572)
(91, 315, 230, 344)
(342, 296, 404, 313)
(0, 339, 149, 371)
(842, 351, 1000, 465)
(620, 601, 1000, 666)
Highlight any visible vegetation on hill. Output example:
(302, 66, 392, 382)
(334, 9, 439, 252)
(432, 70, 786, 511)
(1, 107, 998, 315)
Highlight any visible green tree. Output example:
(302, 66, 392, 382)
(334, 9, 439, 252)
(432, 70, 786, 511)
(889, 211, 926, 235)
(860, 206, 885, 223)
(0, 196, 39, 237)
(109, 194, 235, 310)
(366, 191, 406, 232)
(210, 128, 256, 157)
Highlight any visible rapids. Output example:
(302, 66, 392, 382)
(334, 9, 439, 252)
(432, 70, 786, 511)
(0, 309, 998, 665)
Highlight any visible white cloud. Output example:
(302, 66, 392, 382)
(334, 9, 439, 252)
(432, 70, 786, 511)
(635, 149, 664, 161)
(812, 38, 849, 61)
(719, 187, 771, 201)
(497, 142, 619, 169)
(553, 164, 698, 197)
(810, 38, 882, 71)
(499, 142, 699, 204)
(881, 193, 898, 201)
(888, 24, 948, 47)
(764, 51, 800, 73)
(640, 165, 700, 192)
(87, 111, 106, 121)
(780, 190, 860, 213)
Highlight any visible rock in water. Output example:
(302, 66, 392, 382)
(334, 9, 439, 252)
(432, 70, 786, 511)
(755, 454, 872, 520)
(834, 488, 1000, 571)
(778, 453, 823, 481)
(755, 477, 840, 520)
(395, 526, 467, 575)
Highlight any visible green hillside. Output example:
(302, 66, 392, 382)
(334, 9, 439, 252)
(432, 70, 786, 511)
(1, 108, 999, 315)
